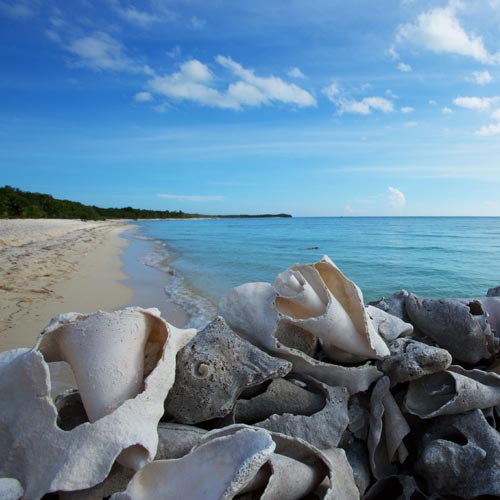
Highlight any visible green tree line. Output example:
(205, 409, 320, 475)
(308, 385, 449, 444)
(0, 186, 292, 220)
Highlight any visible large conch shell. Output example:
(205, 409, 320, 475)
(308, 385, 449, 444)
(416, 410, 500, 497)
(368, 377, 410, 479)
(405, 294, 498, 363)
(219, 258, 383, 394)
(165, 317, 291, 424)
(0, 308, 195, 499)
(272, 256, 389, 360)
(110, 427, 276, 500)
(405, 365, 500, 418)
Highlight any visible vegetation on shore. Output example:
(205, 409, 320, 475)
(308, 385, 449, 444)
(0, 186, 292, 220)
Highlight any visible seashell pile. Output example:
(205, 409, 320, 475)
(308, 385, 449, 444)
(1, 255, 500, 499)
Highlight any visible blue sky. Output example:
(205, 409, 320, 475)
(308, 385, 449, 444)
(1, 0, 500, 215)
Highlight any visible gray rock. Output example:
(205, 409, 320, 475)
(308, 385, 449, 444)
(165, 317, 292, 424)
(416, 410, 500, 498)
(405, 294, 498, 363)
(348, 393, 370, 442)
(256, 377, 349, 450)
(156, 422, 207, 459)
(487, 285, 500, 297)
(234, 377, 325, 424)
(380, 338, 452, 385)
(369, 290, 409, 321)
(366, 306, 413, 342)
(343, 439, 371, 496)
(274, 322, 318, 358)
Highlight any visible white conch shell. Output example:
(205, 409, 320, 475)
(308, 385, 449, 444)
(0, 478, 24, 500)
(273, 256, 389, 360)
(219, 280, 382, 394)
(110, 427, 275, 500)
(405, 365, 500, 418)
(0, 307, 195, 499)
(368, 376, 410, 479)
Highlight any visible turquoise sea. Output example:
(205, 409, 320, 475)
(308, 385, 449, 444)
(132, 217, 500, 327)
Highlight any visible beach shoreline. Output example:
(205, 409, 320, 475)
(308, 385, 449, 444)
(0, 219, 133, 351)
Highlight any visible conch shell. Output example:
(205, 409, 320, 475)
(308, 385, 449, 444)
(0, 307, 195, 499)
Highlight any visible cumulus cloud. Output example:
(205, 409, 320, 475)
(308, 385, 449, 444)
(453, 95, 500, 111)
(476, 123, 500, 136)
(398, 62, 412, 72)
(491, 108, 500, 120)
(396, 2, 500, 64)
(401, 106, 414, 113)
(468, 70, 493, 85)
(322, 83, 394, 115)
(148, 57, 315, 110)
(158, 194, 224, 202)
(388, 186, 407, 209)
(287, 67, 305, 79)
(134, 91, 153, 102)
(109, 0, 174, 27)
(442, 106, 453, 113)
(66, 32, 151, 73)
(216, 55, 316, 107)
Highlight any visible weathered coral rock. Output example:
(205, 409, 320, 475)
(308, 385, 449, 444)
(0, 308, 195, 500)
(255, 377, 349, 450)
(405, 365, 500, 418)
(234, 377, 325, 424)
(368, 377, 410, 479)
(111, 427, 276, 500)
(343, 439, 371, 496)
(363, 475, 425, 500)
(405, 294, 498, 363)
(320, 448, 360, 500)
(165, 317, 291, 424)
(219, 280, 382, 395)
(380, 338, 452, 385)
(347, 393, 370, 441)
(417, 410, 500, 497)
(369, 290, 409, 321)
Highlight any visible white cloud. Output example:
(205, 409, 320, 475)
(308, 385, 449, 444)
(158, 194, 224, 202)
(322, 83, 394, 115)
(134, 91, 153, 102)
(167, 46, 181, 59)
(476, 123, 500, 136)
(388, 45, 400, 61)
(491, 108, 500, 120)
(189, 16, 206, 30)
(396, 3, 499, 64)
(0, 0, 35, 18)
(468, 70, 493, 85)
(442, 106, 453, 113)
(216, 55, 316, 107)
(287, 67, 305, 79)
(148, 57, 315, 110)
(401, 106, 414, 113)
(66, 32, 150, 73)
(388, 186, 406, 209)
(109, 0, 174, 27)
(453, 95, 500, 111)
(397, 62, 412, 72)
(403, 121, 418, 127)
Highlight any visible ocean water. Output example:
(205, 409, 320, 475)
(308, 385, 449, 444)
(134, 217, 500, 327)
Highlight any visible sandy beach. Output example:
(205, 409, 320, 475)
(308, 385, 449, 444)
(0, 219, 135, 351)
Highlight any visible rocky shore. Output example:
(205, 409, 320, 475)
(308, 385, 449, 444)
(1, 255, 500, 499)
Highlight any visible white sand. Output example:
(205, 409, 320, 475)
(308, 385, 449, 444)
(0, 219, 133, 351)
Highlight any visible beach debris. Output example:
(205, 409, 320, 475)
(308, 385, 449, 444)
(366, 305, 413, 342)
(342, 439, 371, 496)
(219, 281, 382, 395)
(165, 316, 291, 424)
(0, 308, 195, 499)
(254, 377, 349, 450)
(405, 365, 500, 418)
(368, 377, 410, 479)
(200, 425, 337, 500)
(380, 337, 452, 385)
(234, 377, 325, 424)
(416, 410, 500, 497)
(0, 478, 24, 500)
(111, 427, 275, 500)
(368, 290, 410, 322)
(405, 294, 498, 363)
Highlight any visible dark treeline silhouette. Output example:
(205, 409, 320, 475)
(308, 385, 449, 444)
(0, 186, 292, 220)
